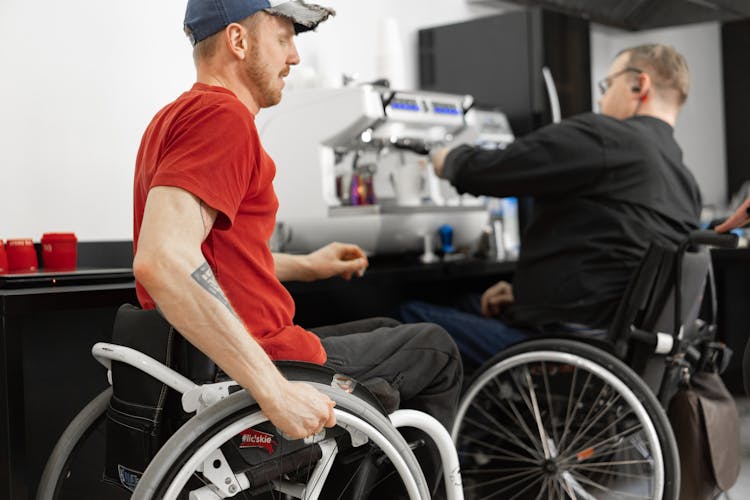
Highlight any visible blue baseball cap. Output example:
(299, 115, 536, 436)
(184, 0, 335, 46)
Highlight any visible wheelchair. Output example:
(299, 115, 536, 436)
(38, 230, 735, 499)
(450, 230, 738, 499)
(37, 304, 463, 499)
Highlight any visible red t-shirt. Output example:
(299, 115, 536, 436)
(133, 83, 326, 364)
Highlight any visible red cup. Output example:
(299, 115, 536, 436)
(6, 239, 38, 272)
(41, 233, 78, 271)
(0, 241, 7, 273)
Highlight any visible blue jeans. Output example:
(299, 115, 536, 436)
(398, 295, 531, 368)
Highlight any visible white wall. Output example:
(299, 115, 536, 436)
(0, 2, 728, 241)
(1, 0, 194, 241)
(0, 0, 506, 242)
(590, 22, 727, 207)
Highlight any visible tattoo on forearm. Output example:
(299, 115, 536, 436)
(191, 262, 238, 317)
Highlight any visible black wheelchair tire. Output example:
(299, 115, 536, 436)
(36, 388, 113, 500)
(453, 338, 680, 500)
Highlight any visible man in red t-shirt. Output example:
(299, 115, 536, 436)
(133, 2, 461, 486)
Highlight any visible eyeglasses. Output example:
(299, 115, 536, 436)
(597, 67, 643, 95)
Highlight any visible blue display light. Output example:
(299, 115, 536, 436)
(433, 107, 460, 115)
(391, 103, 420, 111)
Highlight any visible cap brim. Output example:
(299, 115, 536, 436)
(265, 1, 335, 34)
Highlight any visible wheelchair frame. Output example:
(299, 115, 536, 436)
(38, 342, 464, 500)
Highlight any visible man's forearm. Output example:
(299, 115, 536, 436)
(273, 252, 314, 282)
(135, 249, 287, 408)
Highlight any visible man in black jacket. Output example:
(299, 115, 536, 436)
(400, 44, 702, 368)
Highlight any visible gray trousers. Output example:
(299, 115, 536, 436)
(314, 317, 463, 431)
(314, 318, 463, 498)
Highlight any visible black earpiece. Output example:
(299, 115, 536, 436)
(631, 85, 642, 93)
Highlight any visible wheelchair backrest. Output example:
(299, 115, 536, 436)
(608, 243, 712, 359)
(112, 303, 220, 386)
(649, 248, 711, 341)
(105, 305, 221, 486)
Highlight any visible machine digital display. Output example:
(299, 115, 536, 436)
(391, 102, 420, 111)
(432, 105, 460, 115)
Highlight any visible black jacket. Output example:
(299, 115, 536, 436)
(443, 113, 702, 330)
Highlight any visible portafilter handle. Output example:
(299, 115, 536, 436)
(390, 138, 431, 156)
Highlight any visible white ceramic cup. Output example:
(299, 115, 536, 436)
(391, 163, 424, 206)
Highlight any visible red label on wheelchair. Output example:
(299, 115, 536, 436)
(239, 428, 277, 454)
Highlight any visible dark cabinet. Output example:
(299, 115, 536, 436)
(1, 283, 137, 499)
(418, 8, 591, 136)
(722, 18, 750, 200)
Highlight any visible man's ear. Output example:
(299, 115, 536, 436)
(225, 23, 248, 60)
(633, 72, 651, 98)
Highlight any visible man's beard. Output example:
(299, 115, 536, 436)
(245, 46, 283, 108)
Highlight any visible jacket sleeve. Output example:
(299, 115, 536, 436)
(442, 115, 609, 198)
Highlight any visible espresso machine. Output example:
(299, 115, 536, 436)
(255, 84, 514, 255)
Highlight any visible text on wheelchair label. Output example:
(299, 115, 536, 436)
(239, 428, 277, 454)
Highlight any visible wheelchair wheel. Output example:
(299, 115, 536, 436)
(36, 388, 129, 500)
(452, 339, 680, 500)
(133, 382, 430, 500)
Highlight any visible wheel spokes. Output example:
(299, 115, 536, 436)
(458, 356, 662, 500)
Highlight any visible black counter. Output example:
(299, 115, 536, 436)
(0, 277, 137, 500)
(711, 248, 750, 393)
(286, 254, 516, 328)
(0, 255, 515, 499)
(3, 247, 749, 498)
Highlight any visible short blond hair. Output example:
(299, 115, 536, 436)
(618, 44, 690, 105)
(188, 13, 263, 64)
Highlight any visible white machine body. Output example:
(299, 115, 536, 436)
(256, 85, 514, 255)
